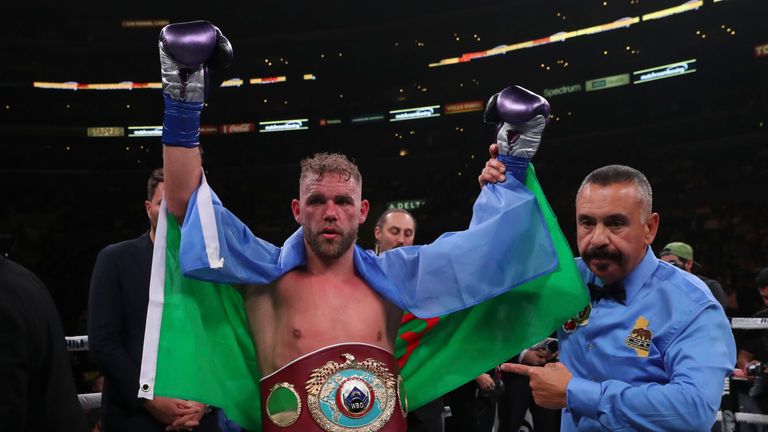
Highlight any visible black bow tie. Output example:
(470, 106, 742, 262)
(588, 282, 626, 304)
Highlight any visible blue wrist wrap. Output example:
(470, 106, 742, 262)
(497, 154, 529, 183)
(162, 94, 203, 148)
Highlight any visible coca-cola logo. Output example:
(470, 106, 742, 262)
(219, 123, 255, 134)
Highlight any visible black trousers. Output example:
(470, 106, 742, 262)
(498, 372, 560, 432)
(446, 382, 495, 432)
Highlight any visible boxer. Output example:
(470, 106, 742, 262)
(156, 20, 552, 432)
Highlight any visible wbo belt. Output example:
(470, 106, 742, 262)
(259, 343, 408, 432)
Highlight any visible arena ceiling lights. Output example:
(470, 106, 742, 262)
(221, 79, 244, 87)
(33, 74, 307, 91)
(33, 81, 162, 90)
(427, 0, 703, 68)
(249, 76, 287, 85)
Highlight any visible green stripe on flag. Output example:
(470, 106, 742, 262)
(155, 215, 262, 429)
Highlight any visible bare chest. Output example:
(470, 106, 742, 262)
(247, 271, 401, 374)
(275, 272, 391, 332)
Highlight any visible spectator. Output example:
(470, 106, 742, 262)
(659, 241, 729, 311)
(733, 267, 768, 424)
(0, 256, 88, 432)
(737, 267, 768, 370)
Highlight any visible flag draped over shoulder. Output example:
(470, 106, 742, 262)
(139, 165, 587, 431)
(139, 206, 262, 429)
(394, 165, 587, 409)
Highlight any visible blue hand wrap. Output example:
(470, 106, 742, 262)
(497, 154, 529, 183)
(162, 94, 203, 148)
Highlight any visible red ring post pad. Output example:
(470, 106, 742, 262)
(162, 94, 203, 147)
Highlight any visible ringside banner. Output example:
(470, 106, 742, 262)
(444, 101, 484, 115)
(219, 123, 255, 134)
(585, 74, 630, 92)
(87, 127, 124, 137)
(258, 119, 309, 133)
(543, 84, 582, 98)
(633, 59, 697, 84)
(128, 126, 162, 137)
(389, 105, 441, 122)
(755, 43, 768, 58)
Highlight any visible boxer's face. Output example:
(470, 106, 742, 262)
(375, 212, 415, 253)
(292, 173, 369, 260)
(576, 182, 658, 285)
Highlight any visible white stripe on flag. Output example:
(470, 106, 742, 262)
(198, 171, 224, 269)
(138, 198, 169, 398)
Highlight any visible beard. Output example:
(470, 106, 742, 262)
(305, 226, 358, 260)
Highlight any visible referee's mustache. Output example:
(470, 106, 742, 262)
(582, 246, 622, 264)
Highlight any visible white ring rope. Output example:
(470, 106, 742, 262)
(731, 318, 768, 329)
(66, 335, 89, 352)
(78, 392, 102, 410)
(717, 411, 768, 425)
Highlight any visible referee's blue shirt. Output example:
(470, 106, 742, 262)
(559, 247, 736, 431)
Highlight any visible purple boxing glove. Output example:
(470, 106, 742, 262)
(159, 20, 232, 103)
(484, 85, 550, 181)
(159, 21, 233, 147)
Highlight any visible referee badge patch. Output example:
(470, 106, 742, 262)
(625, 316, 653, 357)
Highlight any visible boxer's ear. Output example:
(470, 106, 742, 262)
(291, 198, 301, 223)
(359, 199, 369, 224)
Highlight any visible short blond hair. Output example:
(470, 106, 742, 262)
(299, 153, 362, 187)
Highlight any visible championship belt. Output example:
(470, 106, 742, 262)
(260, 343, 408, 432)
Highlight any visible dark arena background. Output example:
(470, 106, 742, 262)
(1, 0, 768, 409)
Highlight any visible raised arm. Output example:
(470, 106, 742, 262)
(155, 23, 299, 286)
(158, 21, 232, 220)
(366, 86, 562, 317)
(163, 147, 201, 221)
